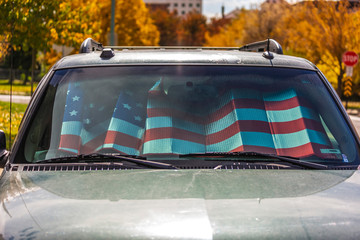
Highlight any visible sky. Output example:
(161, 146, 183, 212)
(202, 0, 265, 18)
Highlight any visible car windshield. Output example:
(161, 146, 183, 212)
(18, 66, 360, 165)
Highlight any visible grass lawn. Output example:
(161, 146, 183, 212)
(0, 101, 28, 149)
(345, 101, 360, 109)
(0, 79, 38, 96)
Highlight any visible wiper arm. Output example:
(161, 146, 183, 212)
(181, 152, 328, 170)
(37, 153, 178, 170)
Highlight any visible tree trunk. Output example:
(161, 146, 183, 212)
(23, 70, 29, 85)
(337, 60, 345, 98)
(9, 46, 14, 84)
(337, 73, 343, 98)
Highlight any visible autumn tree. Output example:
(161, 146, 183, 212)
(205, 1, 288, 47)
(0, 35, 8, 63)
(205, 9, 247, 47)
(0, 0, 61, 88)
(242, 0, 290, 44)
(0, 0, 30, 49)
(21, 0, 59, 87)
(179, 11, 207, 46)
(46, 0, 159, 65)
(98, 0, 159, 46)
(1, 0, 161, 75)
(0, 0, 98, 78)
(150, 8, 181, 46)
(276, 0, 360, 96)
(49, 0, 102, 49)
(207, 16, 231, 37)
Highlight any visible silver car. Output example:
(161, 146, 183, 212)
(0, 39, 359, 239)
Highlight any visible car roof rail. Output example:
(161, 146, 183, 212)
(239, 39, 283, 54)
(104, 46, 240, 50)
(79, 38, 283, 55)
(79, 38, 104, 53)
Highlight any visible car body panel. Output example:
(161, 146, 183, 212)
(1, 169, 359, 239)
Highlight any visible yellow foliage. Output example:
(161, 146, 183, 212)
(275, 0, 360, 94)
(317, 53, 341, 87)
(50, 0, 103, 48)
(205, 10, 247, 47)
(43, 0, 160, 67)
(0, 35, 9, 62)
(205, 0, 360, 97)
(98, 0, 159, 46)
(205, 2, 288, 47)
(50, 28, 58, 41)
(45, 48, 62, 70)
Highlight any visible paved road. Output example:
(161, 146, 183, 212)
(0, 95, 31, 104)
(350, 115, 360, 135)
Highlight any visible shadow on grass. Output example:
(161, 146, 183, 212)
(0, 79, 38, 96)
(342, 101, 360, 110)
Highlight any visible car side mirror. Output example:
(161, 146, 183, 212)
(0, 130, 9, 168)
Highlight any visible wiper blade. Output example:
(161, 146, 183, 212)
(181, 151, 328, 170)
(37, 153, 178, 170)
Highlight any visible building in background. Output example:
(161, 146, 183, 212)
(143, 0, 202, 16)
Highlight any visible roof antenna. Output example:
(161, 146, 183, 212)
(262, 38, 274, 60)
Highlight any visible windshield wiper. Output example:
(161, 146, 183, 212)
(180, 152, 328, 170)
(37, 153, 178, 170)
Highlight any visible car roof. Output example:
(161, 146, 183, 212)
(53, 39, 318, 71)
(54, 50, 317, 71)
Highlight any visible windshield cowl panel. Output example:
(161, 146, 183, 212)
(16, 66, 360, 167)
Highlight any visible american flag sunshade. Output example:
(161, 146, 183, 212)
(58, 77, 336, 159)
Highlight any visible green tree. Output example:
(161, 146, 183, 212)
(1, 0, 160, 75)
(0, 0, 58, 88)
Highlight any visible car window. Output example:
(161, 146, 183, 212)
(18, 66, 360, 165)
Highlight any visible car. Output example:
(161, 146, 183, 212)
(0, 38, 360, 239)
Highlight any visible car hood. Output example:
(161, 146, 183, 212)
(1, 169, 360, 239)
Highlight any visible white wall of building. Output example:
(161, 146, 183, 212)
(143, 0, 202, 16)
